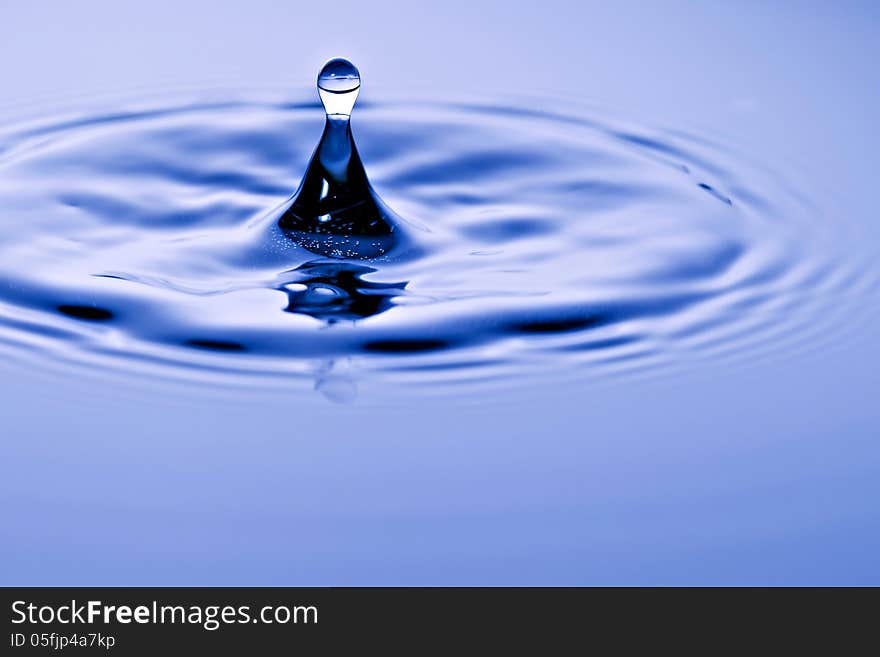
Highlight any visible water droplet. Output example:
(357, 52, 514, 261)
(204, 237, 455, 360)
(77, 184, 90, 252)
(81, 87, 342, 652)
(317, 58, 360, 117)
(278, 58, 405, 259)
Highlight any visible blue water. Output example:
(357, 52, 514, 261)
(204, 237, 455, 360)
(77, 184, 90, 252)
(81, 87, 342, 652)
(1, 1, 879, 585)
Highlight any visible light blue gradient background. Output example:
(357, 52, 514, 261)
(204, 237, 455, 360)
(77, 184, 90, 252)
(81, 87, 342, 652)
(1, 1, 878, 584)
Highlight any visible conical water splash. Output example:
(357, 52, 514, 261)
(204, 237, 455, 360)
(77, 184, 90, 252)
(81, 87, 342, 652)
(278, 58, 402, 259)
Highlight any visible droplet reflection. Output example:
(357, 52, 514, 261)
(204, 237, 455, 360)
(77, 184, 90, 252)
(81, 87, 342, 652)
(279, 261, 407, 323)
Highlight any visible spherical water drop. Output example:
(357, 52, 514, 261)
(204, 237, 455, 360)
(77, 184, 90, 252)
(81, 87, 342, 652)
(317, 58, 360, 117)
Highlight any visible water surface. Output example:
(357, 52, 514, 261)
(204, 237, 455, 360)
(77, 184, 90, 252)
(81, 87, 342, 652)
(1, 1, 878, 585)
(0, 89, 868, 398)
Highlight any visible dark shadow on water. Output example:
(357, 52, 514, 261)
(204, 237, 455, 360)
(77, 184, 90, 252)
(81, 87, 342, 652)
(279, 260, 408, 324)
(57, 304, 114, 321)
(363, 338, 450, 353)
(510, 315, 606, 334)
(185, 338, 247, 352)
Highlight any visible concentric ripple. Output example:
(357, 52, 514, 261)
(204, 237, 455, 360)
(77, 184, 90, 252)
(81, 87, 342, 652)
(0, 89, 869, 395)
